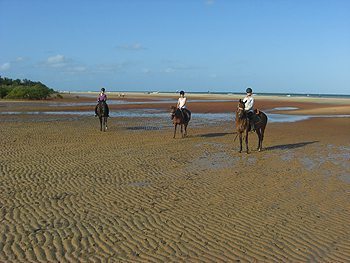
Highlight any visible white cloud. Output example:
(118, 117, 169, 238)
(117, 43, 146, 50)
(16, 57, 24, 62)
(142, 68, 151, 74)
(0, 62, 11, 70)
(46, 54, 67, 67)
(164, 68, 176, 73)
(206, 0, 215, 5)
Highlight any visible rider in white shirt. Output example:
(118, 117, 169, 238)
(243, 88, 255, 131)
(177, 90, 189, 120)
(177, 91, 187, 109)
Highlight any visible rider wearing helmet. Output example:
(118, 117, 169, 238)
(243, 87, 255, 131)
(95, 87, 110, 117)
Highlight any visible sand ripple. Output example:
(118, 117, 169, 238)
(1, 116, 350, 261)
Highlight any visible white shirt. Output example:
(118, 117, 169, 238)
(178, 97, 187, 108)
(243, 95, 254, 112)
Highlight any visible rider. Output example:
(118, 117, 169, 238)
(95, 88, 110, 117)
(243, 87, 255, 131)
(177, 90, 189, 120)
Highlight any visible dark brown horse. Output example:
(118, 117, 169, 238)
(170, 106, 191, 138)
(96, 101, 108, 132)
(235, 99, 268, 153)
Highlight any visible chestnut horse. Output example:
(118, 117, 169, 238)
(96, 101, 108, 132)
(170, 106, 191, 138)
(236, 99, 268, 153)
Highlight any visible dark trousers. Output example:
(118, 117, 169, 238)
(247, 111, 255, 130)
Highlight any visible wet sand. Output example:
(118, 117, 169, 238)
(0, 94, 350, 261)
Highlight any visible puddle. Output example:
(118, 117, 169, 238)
(189, 151, 239, 172)
(269, 107, 299, 111)
(299, 157, 320, 170)
(280, 151, 295, 161)
(339, 174, 350, 184)
(1, 108, 350, 125)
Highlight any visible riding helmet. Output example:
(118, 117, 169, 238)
(180, 90, 185, 95)
(101, 88, 105, 92)
(246, 88, 252, 93)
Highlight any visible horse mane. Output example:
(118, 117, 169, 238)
(170, 106, 181, 117)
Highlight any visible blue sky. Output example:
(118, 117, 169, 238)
(1, 0, 349, 94)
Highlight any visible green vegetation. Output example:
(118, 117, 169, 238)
(0, 76, 57, 100)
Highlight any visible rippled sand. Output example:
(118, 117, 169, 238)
(1, 102, 350, 261)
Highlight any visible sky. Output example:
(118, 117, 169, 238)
(0, 0, 350, 94)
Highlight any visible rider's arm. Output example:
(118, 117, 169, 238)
(245, 97, 254, 111)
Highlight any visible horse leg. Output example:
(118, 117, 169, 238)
(260, 125, 266, 151)
(105, 117, 108, 131)
(184, 123, 188, 137)
(181, 124, 184, 138)
(239, 133, 243, 153)
(173, 124, 177, 138)
(245, 130, 249, 154)
(256, 129, 262, 151)
(103, 117, 106, 132)
(99, 117, 103, 131)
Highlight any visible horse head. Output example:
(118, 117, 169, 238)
(170, 106, 177, 119)
(237, 99, 246, 119)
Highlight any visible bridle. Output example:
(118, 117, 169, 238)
(237, 105, 246, 119)
(170, 107, 177, 119)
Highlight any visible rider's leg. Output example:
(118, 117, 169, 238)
(248, 111, 255, 131)
(180, 108, 185, 119)
(184, 109, 190, 120)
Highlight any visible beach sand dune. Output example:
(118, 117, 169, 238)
(0, 97, 349, 261)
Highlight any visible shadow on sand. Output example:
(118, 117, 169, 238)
(265, 141, 319, 151)
(199, 132, 233, 138)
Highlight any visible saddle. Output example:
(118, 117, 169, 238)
(251, 109, 262, 126)
(246, 109, 261, 129)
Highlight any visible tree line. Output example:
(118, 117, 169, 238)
(0, 76, 57, 100)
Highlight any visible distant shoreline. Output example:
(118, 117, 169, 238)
(62, 90, 350, 99)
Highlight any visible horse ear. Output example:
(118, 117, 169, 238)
(239, 99, 242, 102)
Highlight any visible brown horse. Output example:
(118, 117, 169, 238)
(235, 99, 268, 153)
(170, 106, 191, 138)
(96, 101, 108, 132)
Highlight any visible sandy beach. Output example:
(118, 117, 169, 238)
(0, 93, 350, 262)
